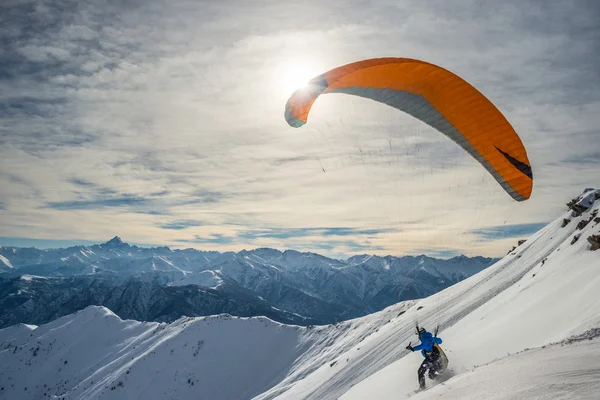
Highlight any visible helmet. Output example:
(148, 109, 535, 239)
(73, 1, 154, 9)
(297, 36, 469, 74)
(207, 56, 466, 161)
(421, 331, 433, 339)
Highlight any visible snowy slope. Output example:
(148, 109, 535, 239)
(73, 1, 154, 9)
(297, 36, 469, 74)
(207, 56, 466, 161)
(0, 322, 36, 346)
(0, 306, 304, 399)
(0, 304, 400, 400)
(0, 254, 13, 271)
(348, 330, 600, 400)
(261, 188, 600, 399)
(335, 188, 600, 400)
(168, 270, 224, 288)
(0, 189, 598, 400)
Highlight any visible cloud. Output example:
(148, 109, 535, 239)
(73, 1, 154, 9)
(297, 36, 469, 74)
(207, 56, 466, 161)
(17, 45, 71, 63)
(412, 248, 466, 259)
(1, 0, 599, 258)
(171, 227, 391, 255)
(69, 177, 96, 187)
(470, 223, 549, 241)
(150, 190, 170, 197)
(237, 227, 394, 240)
(135, 210, 169, 216)
(183, 190, 225, 205)
(67, 177, 118, 197)
(0, 236, 160, 249)
(313, 240, 386, 254)
(45, 195, 149, 210)
(177, 234, 236, 245)
(159, 220, 203, 230)
(0, 236, 102, 249)
(561, 152, 600, 165)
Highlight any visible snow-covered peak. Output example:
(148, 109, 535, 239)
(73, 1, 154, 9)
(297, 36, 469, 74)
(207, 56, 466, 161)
(0, 305, 319, 400)
(103, 236, 127, 247)
(19, 274, 48, 281)
(168, 270, 223, 288)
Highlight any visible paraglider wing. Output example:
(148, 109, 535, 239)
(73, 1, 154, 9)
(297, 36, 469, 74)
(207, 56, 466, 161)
(284, 58, 533, 201)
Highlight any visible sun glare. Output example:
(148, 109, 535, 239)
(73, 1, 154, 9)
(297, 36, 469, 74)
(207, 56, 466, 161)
(280, 63, 316, 96)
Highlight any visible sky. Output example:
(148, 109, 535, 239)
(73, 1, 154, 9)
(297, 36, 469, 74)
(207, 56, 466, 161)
(1, 0, 598, 258)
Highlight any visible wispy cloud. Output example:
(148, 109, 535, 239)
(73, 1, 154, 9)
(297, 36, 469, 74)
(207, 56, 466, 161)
(69, 178, 96, 187)
(237, 227, 394, 241)
(311, 240, 387, 254)
(45, 195, 149, 210)
(135, 210, 170, 216)
(177, 234, 236, 245)
(0, 236, 160, 249)
(561, 152, 600, 165)
(470, 223, 549, 241)
(1, 0, 598, 258)
(413, 249, 466, 259)
(159, 220, 203, 230)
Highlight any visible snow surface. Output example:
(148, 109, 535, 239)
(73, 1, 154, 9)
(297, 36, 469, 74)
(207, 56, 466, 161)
(0, 254, 13, 269)
(401, 335, 600, 400)
(167, 270, 223, 288)
(338, 189, 600, 400)
(0, 189, 599, 400)
(573, 188, 599, 213)
(0, 323, 36, 346)
(18, 274, 47, 281)
(284, 188, 600, 400)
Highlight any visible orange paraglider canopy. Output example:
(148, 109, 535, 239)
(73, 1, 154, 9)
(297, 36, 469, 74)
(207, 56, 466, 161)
(285, 58, 533, 201)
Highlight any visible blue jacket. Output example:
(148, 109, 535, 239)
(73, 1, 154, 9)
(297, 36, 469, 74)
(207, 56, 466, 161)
(412, 331, 442, 358)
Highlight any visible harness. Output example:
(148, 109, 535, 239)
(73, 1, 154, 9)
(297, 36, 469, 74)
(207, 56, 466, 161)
(433, 344, 449, 370)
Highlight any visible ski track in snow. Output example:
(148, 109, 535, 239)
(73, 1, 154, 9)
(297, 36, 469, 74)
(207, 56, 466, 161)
(0, 189, 599, 399)
(406, 338, 600, 400)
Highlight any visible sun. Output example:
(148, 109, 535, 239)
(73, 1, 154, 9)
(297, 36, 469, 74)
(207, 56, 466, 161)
(282, 66, 311, 93)
(278, 62, 318, 96)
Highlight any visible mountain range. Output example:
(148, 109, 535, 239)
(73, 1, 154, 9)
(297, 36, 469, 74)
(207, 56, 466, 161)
(0, 237, 496, 328)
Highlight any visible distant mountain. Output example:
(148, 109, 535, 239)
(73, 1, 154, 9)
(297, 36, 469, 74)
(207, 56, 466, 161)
(0, 238, 497, 328)
(0, 275, 319, 329)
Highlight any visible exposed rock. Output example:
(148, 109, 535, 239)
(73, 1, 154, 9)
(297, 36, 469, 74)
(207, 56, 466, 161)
(566, 197, 579, 210)
(587, 235, 600, 251)
(571, 204, 588, 217)
(577, 217, 592, 230)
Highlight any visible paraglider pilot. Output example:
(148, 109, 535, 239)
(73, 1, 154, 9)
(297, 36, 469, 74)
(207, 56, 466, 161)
(406, 326, 448, 390)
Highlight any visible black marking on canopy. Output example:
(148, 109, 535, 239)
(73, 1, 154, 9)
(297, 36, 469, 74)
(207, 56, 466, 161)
(495, 146, 533, 180)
